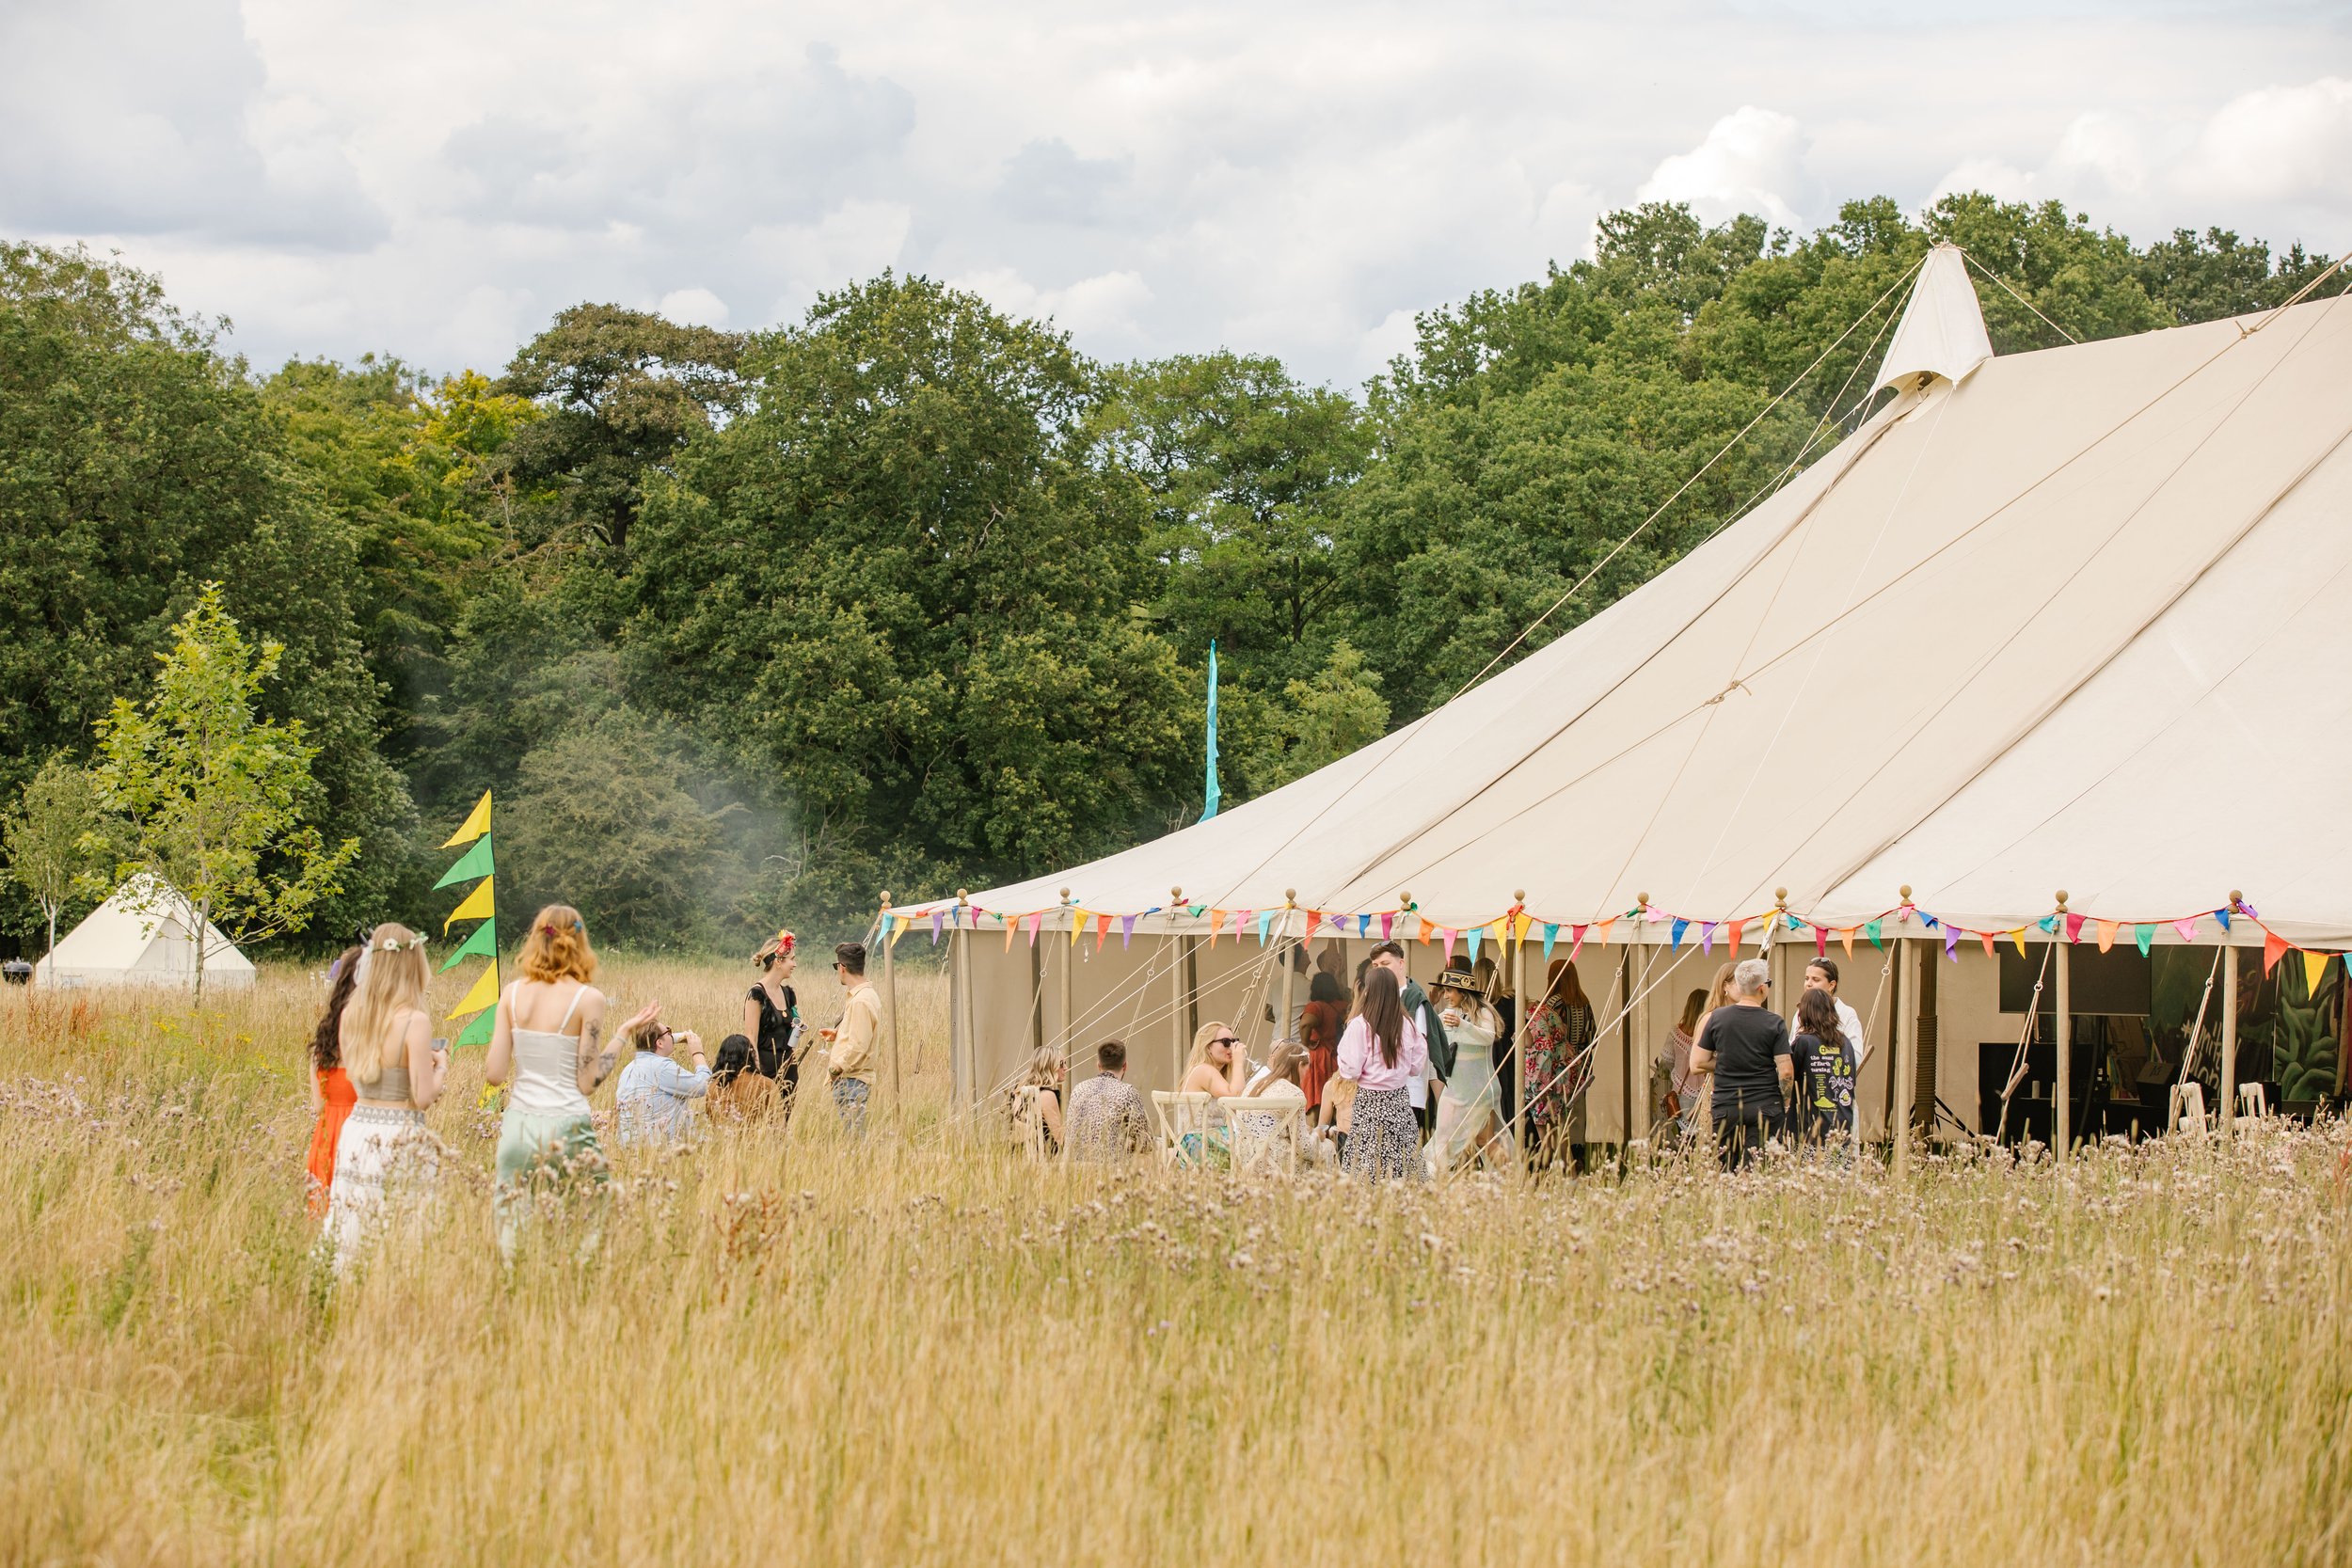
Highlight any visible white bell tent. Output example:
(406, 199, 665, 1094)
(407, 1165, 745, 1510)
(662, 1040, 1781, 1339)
(914, 245, 2352, 1146)
(34, 876, 257, 990)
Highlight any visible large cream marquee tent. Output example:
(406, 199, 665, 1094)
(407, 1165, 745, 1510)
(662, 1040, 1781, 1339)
(911, 246, 2352, 1147)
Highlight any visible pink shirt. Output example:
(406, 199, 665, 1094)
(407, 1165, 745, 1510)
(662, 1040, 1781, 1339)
(1337, 1012, 1427, 1093)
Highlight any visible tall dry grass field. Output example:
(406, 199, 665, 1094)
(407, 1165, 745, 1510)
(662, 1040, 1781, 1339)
(2, 957, 2347, 1566)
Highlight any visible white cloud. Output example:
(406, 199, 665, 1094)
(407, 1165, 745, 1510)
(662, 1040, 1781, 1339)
(657, 288, 729, 326)
(1637, 107, 1811, 229)
(2, 4, 2346, 387)
(2180, 76, 2352, 206)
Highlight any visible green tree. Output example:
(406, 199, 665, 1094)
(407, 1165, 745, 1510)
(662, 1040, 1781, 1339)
(92, 585, 358, 999)
(0, 243, 415, 937)
(1, 754, 104, 963)
(625, 274, 1190, 918)
(1227, 641, 1390, 798)
(1092, 352, 1369, 686)
(496, 305, 746, 551)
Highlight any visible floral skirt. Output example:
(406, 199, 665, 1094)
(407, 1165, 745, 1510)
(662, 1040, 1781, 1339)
(1342, 1085, 1424, 1182)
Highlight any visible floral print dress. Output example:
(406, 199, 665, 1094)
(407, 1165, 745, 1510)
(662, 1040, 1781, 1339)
(1524, 999, 1596, 1147)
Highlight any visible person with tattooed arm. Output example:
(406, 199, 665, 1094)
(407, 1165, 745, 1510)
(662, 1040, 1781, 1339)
(485, 903, 657, 1261)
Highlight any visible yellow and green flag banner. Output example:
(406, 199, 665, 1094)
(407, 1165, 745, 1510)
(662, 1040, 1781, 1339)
(438, 793, 498, 1047)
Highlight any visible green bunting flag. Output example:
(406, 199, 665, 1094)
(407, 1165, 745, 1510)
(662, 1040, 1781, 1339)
(454, 1010, 495, 1048)
(1865, 919, 1883, 949)
(438, 917, 498, 971)
(432, 832, 495, 890)
(2134, 924, 2154, 957)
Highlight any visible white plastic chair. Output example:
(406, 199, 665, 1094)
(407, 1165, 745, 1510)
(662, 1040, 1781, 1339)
(1151, 1091, 1216, 1164)
(1221, 1095, 1306, 1174)
(2169, 1082, 2209, 1137)
(2238, 1082, 2270, 1120)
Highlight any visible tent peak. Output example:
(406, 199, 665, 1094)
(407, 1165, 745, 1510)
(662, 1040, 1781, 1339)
(1872, 242, 1994, 398)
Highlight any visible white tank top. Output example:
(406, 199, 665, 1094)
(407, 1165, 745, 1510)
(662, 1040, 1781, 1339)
(506, 982, 594, 1117)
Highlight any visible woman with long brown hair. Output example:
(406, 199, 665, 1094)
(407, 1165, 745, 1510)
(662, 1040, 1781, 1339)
(1335, 965, 1427, 1180)
(303, 943, 362, 1221)
(324, 925, 445, 1264)
(1523, 958, 1597, 1166)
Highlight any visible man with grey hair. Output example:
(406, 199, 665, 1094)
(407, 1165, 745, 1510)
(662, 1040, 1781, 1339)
(1689, 958, 1793, 1170)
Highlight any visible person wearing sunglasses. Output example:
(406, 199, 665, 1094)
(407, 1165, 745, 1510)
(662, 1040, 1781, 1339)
(1172, 1021, 1249, 1166)
(614, 1017, 710, 1148)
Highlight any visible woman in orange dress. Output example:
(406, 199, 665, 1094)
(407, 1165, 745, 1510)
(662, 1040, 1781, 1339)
(305, 944, 362, 1219)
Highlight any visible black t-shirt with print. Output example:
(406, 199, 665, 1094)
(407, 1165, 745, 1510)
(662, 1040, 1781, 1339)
(1789, 1029, 1854, 1133)
(1703, 1005, 1792, 1118)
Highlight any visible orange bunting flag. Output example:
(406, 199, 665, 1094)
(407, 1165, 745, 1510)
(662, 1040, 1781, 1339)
(1304, 910, 1322, 942)
(1419, 916, 1435, 945)
(1004, 915, 1017, 952)
(1979, 930, 1995, 958)
(1208, 911, 1227, 947)
(1595, 918, 1615, 946)
(1095, 915, 1110, 953)
(1841, 927, 1856, 958)
(2263, 929, 2291, 975)
(1725, 919, 1745, 956)
(2096, 919, 2118, 953)
(2303, 949, 2332, 997)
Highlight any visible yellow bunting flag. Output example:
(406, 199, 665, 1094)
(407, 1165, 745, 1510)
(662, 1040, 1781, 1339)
(441, 790, 492, 848)
(443, 877, 494, 932)
(2010, 929, 2026, 957)
(1514, 912, 1532, 942)
(2303, 949, 2331, 996)
(2096, 920, 2118, 953)
(1071, 911, 1090, 946)
(447, 961, 499, 1022)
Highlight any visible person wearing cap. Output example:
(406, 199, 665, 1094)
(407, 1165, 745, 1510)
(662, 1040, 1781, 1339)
(1427, 959, 1505, 1172)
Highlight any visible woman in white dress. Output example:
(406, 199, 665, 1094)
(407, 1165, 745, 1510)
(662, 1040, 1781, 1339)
(1428, 960, 1505, 1174)
(324, 925, 446, 1268)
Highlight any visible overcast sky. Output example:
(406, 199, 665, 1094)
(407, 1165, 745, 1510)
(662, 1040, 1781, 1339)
(4, 1, 2349, 388)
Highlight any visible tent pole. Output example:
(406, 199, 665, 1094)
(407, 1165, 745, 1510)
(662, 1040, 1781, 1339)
(1629, 895, 1649, 1152)
(1168, 888, 1186, 1088)
(1278, 891, 1298, 1045)
(881, 892, 901, 1106)
(1057, 889, 1073, 1068)
(2053, 891, 2072, 1163)
(954, 891, 974, 1113)
(2221, 892, 2242, 1142)
(1893, 935, 1915, 1177)
(1510, 902, 1528, 1164)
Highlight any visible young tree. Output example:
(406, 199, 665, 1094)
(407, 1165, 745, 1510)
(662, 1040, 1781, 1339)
(92, 584, 358, 1002)
(1, 753, 103, 964)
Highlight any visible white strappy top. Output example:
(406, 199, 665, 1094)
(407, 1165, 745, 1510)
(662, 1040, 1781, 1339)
(506, 981, 595, 1117)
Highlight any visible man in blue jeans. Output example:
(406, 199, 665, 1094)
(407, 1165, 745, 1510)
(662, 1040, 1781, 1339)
(1689, 958, 1793, 1170)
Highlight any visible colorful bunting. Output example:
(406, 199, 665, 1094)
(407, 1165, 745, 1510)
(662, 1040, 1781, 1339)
(1096, 916, 1111, 952)
(1726, 919, 1745, 955)
(1596, 918, 1615, 946)
(2215, 907, 2232, 931)
(1815, 925, 1828, 958)
(1256, 910, 1273, 945)
(2096, 919, 2118, 953)
(1234, 910, 1251, 942)
(1543, 924, 1560, 960)
(1120, 914, 1136, 948)
(1305, 911, 1322, 942)
(1358, 913, 1374, 938)
(443, 876, 494, 932)
(432, 833, 495, 890)
(1864, 919, 1882, 949)
(1670, 917, 1688, 952)
(1419, 917, 1435, 946)
(2134, 924, 2153, 958)
(1979, 930, 1995, 958)
(1024, 911, 1042, 946)
(931, 909, 945, 944)
(2303, 949, 2331, 996)
(1442, 928, 1458, 960)
(2172, 917, 2198, 944)
(1071, 911, 1089, 946)
(436, 794, 497, 1049)
(454, 1010, 494, 1048)
(2263, 929, 2289, 974)
(1380, 911, 1395, 941)
(1700, 921, 1717, 955)
(2064, 912, 2086, 944)
(2010, 929, 2026, 958)
(438, 919, 497, 972)
(1944, 925, 1961, 960)
(1466, 926, 1484, 962)
(1567, 924, 1587, 962)
(1841, 927, 1856, 958)
(446, 958, 499, 1022)
(1513, 912, 1532, 942)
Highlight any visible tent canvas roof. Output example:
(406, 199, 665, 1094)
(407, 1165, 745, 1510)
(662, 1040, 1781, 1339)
(35, 876, 256, 987)
(943, 280, 2352, 948)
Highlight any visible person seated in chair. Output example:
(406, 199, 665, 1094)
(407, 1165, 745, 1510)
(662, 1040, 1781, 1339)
(1067, 1037, 1151, 1162)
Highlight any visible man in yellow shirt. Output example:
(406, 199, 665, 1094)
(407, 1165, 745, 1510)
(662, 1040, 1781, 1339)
(824, 941, 882, 1137)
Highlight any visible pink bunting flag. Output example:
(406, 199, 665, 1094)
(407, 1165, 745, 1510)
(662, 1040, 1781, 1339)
(1567, 924, 1587, 961)
(1380, 911, 1394, 941)
(1814, 925, 1827, 958)
(1441, 928, 1458, 960)
(2064, 912, 2086, 944)
(1022, 911, 1041, 946)
(2172, 916, 2198, 944)
(1234, 910, 1251, 942)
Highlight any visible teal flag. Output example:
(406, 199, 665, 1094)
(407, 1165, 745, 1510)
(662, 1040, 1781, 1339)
(438, 918, 498, 972)
(1198, 641, 1221, 823)
(433, 832, 495, 890)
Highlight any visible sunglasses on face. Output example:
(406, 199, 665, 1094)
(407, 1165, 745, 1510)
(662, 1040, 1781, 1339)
(1214, 1037, 1237, 1049)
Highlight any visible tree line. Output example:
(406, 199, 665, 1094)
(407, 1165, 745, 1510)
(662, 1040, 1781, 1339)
(0, 196, 2335, 956)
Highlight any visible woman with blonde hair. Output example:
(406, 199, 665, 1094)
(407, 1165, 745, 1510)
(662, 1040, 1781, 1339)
(1007, 1045, 1068, 1155)
(741, 929, 805, 1105)
(324, 925, 446, 1264)
(485, 904, 654, 1261)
